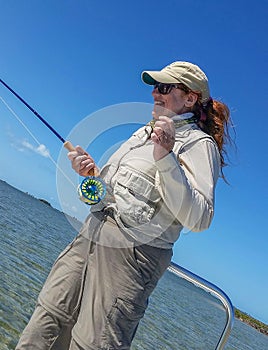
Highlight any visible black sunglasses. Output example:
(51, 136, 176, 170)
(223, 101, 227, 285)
(153, 82, 189, 95)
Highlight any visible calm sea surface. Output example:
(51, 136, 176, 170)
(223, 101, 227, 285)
(0, 180, 267, 350)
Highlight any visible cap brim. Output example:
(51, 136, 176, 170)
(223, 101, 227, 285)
(142, 71, 179, 85)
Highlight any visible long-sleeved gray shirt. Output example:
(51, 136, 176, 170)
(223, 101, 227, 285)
(91, 115, 221, 248)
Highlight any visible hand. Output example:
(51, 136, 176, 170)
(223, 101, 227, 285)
(151, 116, 175, 160)
(67, 145, 97, 177)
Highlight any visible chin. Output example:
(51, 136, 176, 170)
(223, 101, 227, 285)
(153, 106, 176, 119)
(153, 105, 165, 119)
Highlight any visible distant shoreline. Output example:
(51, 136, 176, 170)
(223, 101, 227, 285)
(38, 198, 52, 207)
(235, 309, 268, 336)
(0, 179, 82, 224)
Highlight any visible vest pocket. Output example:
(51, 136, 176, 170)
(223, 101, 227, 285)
(113, 166, 160, 227)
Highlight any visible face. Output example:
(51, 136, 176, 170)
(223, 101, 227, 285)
(152, 84, 196, 119)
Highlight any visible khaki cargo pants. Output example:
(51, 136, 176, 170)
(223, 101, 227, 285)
(16, 212, 172, 350)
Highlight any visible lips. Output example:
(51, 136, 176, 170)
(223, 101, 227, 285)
(154, 100, 165, 106)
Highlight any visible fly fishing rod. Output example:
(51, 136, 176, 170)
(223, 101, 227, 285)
(0, 78, 106, 205)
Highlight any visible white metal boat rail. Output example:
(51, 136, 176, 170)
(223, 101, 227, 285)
(168, 262, 234, 350)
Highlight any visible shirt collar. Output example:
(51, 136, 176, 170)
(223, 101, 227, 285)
(172, 112, 194, 121)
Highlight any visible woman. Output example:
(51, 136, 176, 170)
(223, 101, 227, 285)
(16, 61, 231, 350)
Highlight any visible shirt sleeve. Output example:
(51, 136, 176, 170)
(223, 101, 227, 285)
(155, 138, 221, 232)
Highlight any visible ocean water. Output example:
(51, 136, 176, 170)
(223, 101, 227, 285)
(0, 180, 267, 350)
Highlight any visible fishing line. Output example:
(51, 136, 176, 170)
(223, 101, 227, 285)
(0, 95, 76, 189)
(0, 78, 106, 205)
(0, 78, 66, 143)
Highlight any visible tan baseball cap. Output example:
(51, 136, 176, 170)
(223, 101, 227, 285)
(142, 61, 210, 103)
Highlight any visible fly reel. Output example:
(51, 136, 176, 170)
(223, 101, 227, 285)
(78, 176, 106, 205)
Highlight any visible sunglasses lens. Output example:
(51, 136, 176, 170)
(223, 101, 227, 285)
(154, 83, 172, 95)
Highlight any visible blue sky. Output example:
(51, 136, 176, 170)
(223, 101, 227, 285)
(0, 0, 267, 325)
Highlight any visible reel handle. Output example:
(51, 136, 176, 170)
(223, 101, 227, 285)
(64, 140, 99, 177)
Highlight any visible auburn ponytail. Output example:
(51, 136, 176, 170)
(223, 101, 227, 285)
(193, 96, 233, 181)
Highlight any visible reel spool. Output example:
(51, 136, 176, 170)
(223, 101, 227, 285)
(78, 176, 106, 205)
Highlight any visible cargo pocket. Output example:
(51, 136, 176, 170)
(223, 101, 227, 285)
(102, 297, 146, 349)
(113, 166, 161, 228)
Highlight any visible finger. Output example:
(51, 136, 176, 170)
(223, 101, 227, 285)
(154, 122, 170, 133)
(79, 168, 94, 177)
(79, 162, 96, 176)
(153, 126, 163, 135)
(72, 155, 90, 170)
(151, 131, 162, 144)
(158, 115, 171, 122)
(154, 118, 174, 129)
(81, 159, 95, 168)
(75, 145, 88, 155)
(67, 150, 89, 161)
(67, 151, 78, 161)
(76, 155, 91, 163)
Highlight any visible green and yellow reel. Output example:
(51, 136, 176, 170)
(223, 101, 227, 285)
(78, 176, 106, 205)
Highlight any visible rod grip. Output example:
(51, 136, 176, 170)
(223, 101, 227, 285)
(63, 141, 98, 177)
(63, 140, 76, 151)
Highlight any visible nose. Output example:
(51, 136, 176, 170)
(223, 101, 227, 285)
(152, 85, 159, 97)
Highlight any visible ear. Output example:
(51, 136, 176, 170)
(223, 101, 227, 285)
(184, 92, 198, 108)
